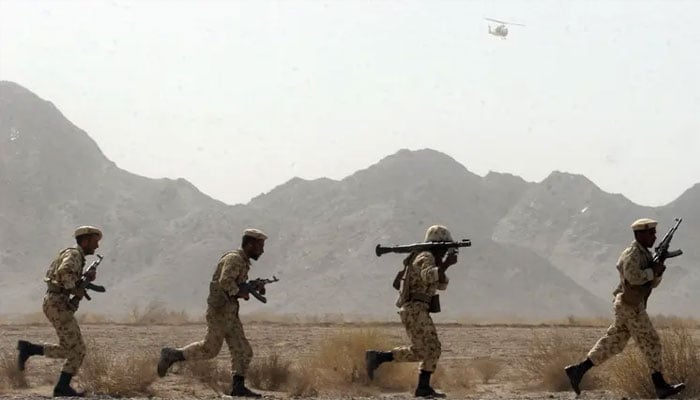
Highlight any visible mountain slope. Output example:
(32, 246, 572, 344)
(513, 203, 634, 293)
(2, 81, 697, 319)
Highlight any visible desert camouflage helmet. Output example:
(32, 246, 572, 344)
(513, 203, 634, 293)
(424, 225, 453, 242)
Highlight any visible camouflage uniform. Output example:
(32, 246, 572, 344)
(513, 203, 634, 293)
(391, 226, 452, 373)
(42, 246, 87, 375)
(391, 251, 447, 372)
(179, 249, 253, 375)
(566, 219, 684, 398)
(587, 240, 663, 371)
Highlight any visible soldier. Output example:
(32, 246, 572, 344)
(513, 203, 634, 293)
(564, 218, 685, 399)
(17, 226, 103, 397)
(365, 225, 458, 398)
(157, 228, 268, 398)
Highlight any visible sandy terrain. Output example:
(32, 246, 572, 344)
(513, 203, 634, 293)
(1, 322, 697, 399)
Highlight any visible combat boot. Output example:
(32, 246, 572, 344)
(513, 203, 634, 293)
(231, 375, 261, 398)
(365, 350, 394, 380)
(53, 371, 84, 397)
(564, 358, 593, 395)
(414, 370, 446, 398)
(652, 371, 685, 399)
(17, 340, 44, 371)
(157, 347, 184, 377)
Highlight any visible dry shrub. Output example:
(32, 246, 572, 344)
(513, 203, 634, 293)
(518, 329, 600, 391)
(471, 357, 503, 383)
(248, 353, 292, 391)
(432, 365, 473, 395)
(128, 300, 192, 325)
(286, 360, 319, 397)
(564, 315, 609, 327)
(0, 351, 28, 392)
(179, 359, 230, 394)
(313, 329, 411, 390)
(79, 345, 157, 396)
(651, 315, 700, 329)
(608, 327, 700, 398)
(302, 328, 472, 396)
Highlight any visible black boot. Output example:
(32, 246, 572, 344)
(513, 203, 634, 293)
(157, 347, 185, 377)
(365, 350, 394, 380)
(652, 371, 685, 399)
(564, 358, 593, 395)
(53, 371, 84, 397)
(414, 370, 446, 398)
(17, 340, 44, 371)
(231, 375, 261, 398)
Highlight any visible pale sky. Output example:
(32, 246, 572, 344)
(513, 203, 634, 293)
(1, 0, 699, 206)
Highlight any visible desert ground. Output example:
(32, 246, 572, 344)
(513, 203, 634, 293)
(1, 321, 698, 399)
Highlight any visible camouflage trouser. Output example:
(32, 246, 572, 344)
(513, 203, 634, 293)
(180, 303, 252, 375)
(587, 294, 662, 372)
(392, 302, 441, 372)
(42, 294, 86, 375)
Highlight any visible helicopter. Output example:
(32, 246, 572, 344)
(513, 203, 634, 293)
(485, 18, 525, 39)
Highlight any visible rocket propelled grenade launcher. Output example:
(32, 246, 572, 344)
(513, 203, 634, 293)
(375, 239, 472, 257)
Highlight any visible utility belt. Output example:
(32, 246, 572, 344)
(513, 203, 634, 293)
(408, 293, 441, 313)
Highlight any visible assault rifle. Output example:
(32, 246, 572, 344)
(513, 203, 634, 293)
(69, 254, 106, 309)
(653, 218, 683, 263)
(375, 239, 472, 257)
(239, 276, 279, 304)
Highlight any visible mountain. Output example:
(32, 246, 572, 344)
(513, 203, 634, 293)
(1, 81, 698, 320)
(491, 171, 700, 316)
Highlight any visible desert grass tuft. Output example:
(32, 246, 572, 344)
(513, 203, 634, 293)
(178, 359, 230, 394)
(470, 357, 503, 383)
(79, 345, 157, 397)
(608, 327, 700, 398)
(432, 365, 474, 395)
(518, 329, 601, 391)
(0, 350, 28, 392)
(248, 353, 292, 391)
(313, 329, 413, 390)
(286, 360, 320, 397)
(298, 328, 473, 396)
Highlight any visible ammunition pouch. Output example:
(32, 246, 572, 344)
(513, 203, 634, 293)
(429, 295, 441, 313)
(393, 270, 404, 290)
(407, 293, 440, 313)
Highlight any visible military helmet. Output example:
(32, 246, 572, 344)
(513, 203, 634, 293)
(424, 225, 453, 242)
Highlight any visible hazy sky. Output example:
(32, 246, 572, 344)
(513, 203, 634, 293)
(1, 0, 699, 206)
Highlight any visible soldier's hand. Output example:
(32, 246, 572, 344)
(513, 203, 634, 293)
(85, 269, 97, 282)
(74, 287, 87, 299)
(68, 297, 80, 312)
(236, 287, 250, 301)
(443, 253, 458, 268)
(651, 262, 666, 276)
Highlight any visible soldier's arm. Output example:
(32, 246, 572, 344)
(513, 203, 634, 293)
(219, 253, 246, 298)
(416, 253, 449, 290)
(54, 250, 83, 294)
(621, 249, 654, 285)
